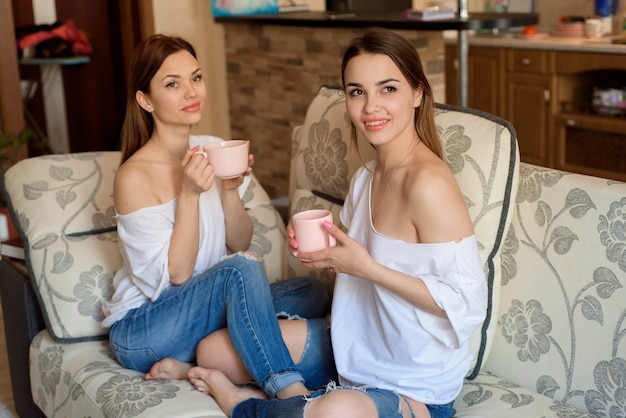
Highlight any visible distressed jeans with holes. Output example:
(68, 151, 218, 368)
(109, 252, 330, 397)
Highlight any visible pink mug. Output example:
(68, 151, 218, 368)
(292, 209, 336, 253)
(203, 140, 249, 178)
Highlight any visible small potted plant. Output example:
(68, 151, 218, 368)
(0, 129, 34, 240)
(0, 128, 34, 172)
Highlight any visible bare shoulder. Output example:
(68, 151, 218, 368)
(405, 156, 457, 200)
(114, 157, 157, 215)
(406, 156, 474, 242)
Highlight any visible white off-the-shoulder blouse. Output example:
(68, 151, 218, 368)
(102, 136, 249, 327)
(331, 162, 488, 405)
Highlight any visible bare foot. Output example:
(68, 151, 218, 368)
(188, 366, 267, 416)
(144, 358, 192, 380)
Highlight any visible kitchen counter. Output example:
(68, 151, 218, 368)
(215, 11, 538, 31)
(444, 29, 626, 182)
(445, 31, 626, 54)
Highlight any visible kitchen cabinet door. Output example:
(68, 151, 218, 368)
(445, 45, 505, 116)
(505, 72, 554, 167)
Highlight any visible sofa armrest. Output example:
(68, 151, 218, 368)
(0, 258, 46, 418)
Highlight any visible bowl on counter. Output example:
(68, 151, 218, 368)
(553, 21, 585, 37)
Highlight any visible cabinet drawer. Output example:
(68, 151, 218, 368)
(507, 50, 552, 74)
(555, 114, 626, 181)
(556, 51, 626, 74)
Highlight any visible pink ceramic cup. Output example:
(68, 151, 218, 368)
(203, 140, 249, 178)
(292, 209, 336, 253)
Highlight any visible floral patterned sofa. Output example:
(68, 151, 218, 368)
(1, 85, 624, 417)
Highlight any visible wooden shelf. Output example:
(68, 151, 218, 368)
(18, 56, 90, 66)
(561, 101, 626, 119)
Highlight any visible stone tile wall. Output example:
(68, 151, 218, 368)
(222, 24, 445, 199)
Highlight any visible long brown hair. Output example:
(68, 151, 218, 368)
(341, 27, 442, 159)
(119, 34, 197, 163)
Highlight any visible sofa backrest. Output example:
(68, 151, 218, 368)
(3, 152, 121, 342)
(484, 163, 626, 414)
(289, 85, 519, 378)
(2, 144, 285, 342)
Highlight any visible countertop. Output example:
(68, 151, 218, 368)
(444, 31, 626, 54)
(215, 11, 537, 31)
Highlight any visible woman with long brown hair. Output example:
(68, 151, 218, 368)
(101, 34, 333, 400)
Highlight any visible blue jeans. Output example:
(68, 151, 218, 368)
(233, 386, 454, 418)
(108, 253, 330, 397)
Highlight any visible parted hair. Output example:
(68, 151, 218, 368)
(119, 34, 197, 163)
(341, 27, 443, 159)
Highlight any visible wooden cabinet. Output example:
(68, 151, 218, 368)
(445, 43, 626, 181)
(554, 114, 626, 181)
(505, 73, 554, 166)
(553, 51, 626, 181)
(504, 49, 556, 167)
(445, 45, 555, 166)
(445, 45, 505, 116)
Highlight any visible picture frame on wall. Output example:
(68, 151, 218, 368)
(210, 0, 279, 16)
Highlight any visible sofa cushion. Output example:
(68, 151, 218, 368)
(434, 104, 519, 378)
(29, 330, 227, 417)
(243, 180, 288, 283)
(484, 164, 626, 414)
(290, 86, 519, 379)
(3, 152, 122, 342)
(455, 371, 596, 417)
(29, 328, 595, 418)
(3, 149, 285, 342)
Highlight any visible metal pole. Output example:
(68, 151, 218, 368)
(458, 0, 468, 18)
(457, 0, 469, 107)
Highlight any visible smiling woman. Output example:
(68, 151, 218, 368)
(102, 33, 330, 402)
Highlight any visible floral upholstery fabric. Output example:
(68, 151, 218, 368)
(479, 165, 626, 416)
(4, 152, 122, 342)
(30, 331, 226, 417)
(289, 86, 519, 379)
(454, 370, 595, 417)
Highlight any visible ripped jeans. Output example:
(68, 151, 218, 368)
(233, 384, 454, 418)
(108, 253, 331, 397)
